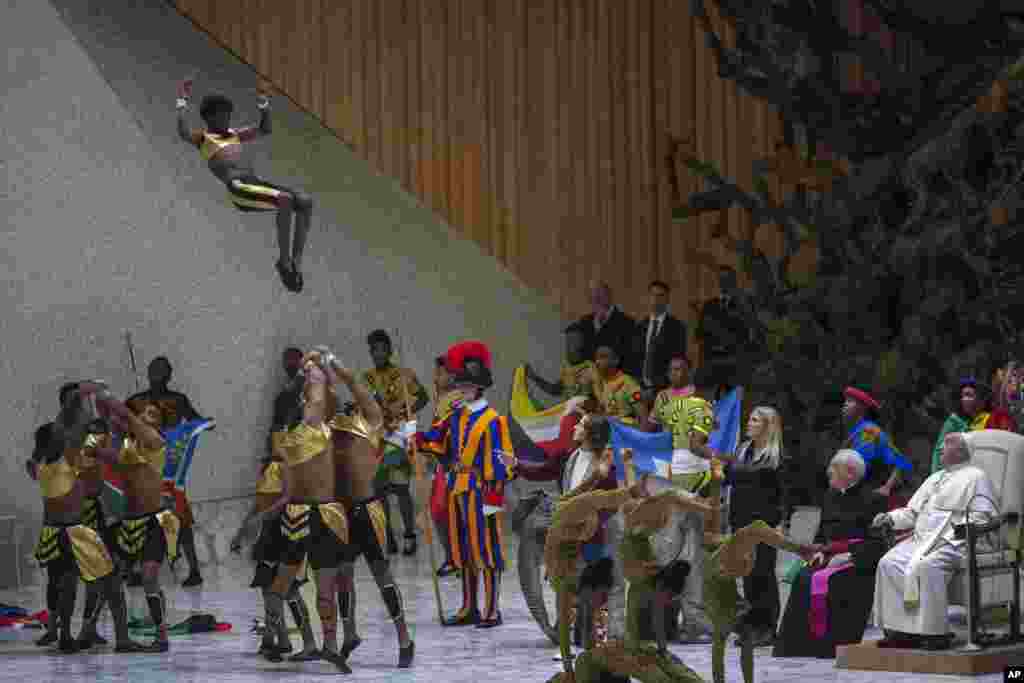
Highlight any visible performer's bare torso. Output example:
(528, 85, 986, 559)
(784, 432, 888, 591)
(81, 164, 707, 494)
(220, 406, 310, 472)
(289, 450, 337, 503)
(121, 459, 164, 517)
(42, 449, 87, 526)
(206, 144, 255, 184)
(333, 432, 379, 506)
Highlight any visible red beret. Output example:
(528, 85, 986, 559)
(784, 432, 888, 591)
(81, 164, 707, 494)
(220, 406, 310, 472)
(844, 386, 880, 410)
(445, 340, 492, 374)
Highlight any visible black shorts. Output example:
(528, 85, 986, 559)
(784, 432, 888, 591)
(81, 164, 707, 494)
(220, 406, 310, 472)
(341, 497, 390, 565)
(252, 516, 284, 564)
(113, 512, 174, 565)
(279, 502, 350, 571)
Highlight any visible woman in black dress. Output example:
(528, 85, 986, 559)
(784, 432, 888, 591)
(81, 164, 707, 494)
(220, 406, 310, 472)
(773, 449, 888, 658)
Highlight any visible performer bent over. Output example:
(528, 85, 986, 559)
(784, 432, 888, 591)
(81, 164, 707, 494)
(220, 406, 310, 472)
(28, 384, 148, 653)
(254, 349, 351, 671)
(417, 340, 516, 627)
(176, 78, 313, 293)
(329, 354, 415, 668)
(81, 385, 180, 652)
(231, 448, 317, 660)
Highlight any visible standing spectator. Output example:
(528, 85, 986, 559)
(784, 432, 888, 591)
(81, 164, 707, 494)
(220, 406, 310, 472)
(576, 280, 637, 373)
(931, 375, 1017, 473)
(525, 322, 596, 401)
(841, 386, 912, 500)
(637, 280, 688, 392)
(127, 356, 210, 587)
(695, 267, 749, 399)
(592, 346, 647, 425)
(713, 406, 786, 647)
(269, 347, 305, 453)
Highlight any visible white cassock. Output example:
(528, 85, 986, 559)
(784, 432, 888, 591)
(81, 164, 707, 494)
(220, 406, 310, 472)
(873, 461, 998, 635)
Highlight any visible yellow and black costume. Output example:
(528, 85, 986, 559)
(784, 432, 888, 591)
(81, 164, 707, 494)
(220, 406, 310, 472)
(276, 423, 350, 570)
(329, 412, 390, 565)
(110, 438, 180, 565)
(33, 460, 115, 583)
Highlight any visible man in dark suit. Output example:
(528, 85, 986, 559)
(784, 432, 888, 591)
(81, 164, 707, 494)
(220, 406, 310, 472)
(576, 280, 638, 373)
(695, 266, 750, 399)
(637, 280, 688, 391)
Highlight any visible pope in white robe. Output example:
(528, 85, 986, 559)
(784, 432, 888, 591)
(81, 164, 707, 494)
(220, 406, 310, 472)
(872, 431, 998, 642)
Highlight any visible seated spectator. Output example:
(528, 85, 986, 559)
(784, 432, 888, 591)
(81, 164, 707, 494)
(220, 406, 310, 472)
(773, 450, 888, 658)
(989, 364, 1019, 432)
(524, 322, 596, 401)
(872, 432, 998, 651)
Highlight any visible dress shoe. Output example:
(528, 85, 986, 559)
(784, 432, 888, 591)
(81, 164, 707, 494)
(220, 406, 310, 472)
(476, 612, 503, 629)
(398, 641, 415, 668)
(436, 562, 458, 578)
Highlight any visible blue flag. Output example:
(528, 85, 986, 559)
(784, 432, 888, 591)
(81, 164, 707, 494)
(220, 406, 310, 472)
(162, 418, 216, 491)
(609, 419, 674, 482)
(709, 387, 743, 456)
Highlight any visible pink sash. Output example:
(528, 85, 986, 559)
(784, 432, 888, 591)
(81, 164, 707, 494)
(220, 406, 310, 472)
(808, 538, 862, 639)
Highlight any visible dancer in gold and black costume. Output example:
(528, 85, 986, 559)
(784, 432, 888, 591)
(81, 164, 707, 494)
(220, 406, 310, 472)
(78, 383, 181, 652)
(230, 444, 318, 660)
(27, 383, 149, 653)
(326, 347, 416, 668)
(176, 78, 313, 292)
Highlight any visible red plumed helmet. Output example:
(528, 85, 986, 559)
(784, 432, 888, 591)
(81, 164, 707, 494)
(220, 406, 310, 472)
(446, 340, 493, 389)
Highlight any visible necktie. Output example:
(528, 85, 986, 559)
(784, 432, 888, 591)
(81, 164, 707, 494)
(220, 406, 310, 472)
(643, 318, 661, 385)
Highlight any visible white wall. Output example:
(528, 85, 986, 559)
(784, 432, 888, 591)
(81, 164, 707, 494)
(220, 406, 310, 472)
(0, 0, 565, 585)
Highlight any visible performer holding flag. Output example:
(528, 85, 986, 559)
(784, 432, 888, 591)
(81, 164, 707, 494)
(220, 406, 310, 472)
(128, 356, 213, 587)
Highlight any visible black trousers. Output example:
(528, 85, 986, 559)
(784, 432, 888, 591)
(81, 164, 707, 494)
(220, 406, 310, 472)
(742, 543, 778, 631)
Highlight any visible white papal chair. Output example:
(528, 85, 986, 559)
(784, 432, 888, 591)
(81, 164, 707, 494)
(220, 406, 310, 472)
(950, 429, 1024, 649)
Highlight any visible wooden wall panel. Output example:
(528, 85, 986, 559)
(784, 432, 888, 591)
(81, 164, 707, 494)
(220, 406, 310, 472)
(174, 0, 802, 345)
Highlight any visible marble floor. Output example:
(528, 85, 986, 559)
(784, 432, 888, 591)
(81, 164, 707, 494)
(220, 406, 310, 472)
(0, 536, 1005, 683)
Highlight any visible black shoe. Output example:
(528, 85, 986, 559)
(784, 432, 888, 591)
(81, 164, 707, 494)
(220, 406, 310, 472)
(57, 637, 81, 654)
(126, 572, 143, 587)
(75, 632, 108, 649)
(442, 608, 480, 627)
(114, 640, 157, 654)
(476, 612, 503, 629)
(275, 260, 298, 292)
(402, 533, 417, 556)
(920, 634, 954, 651)
(151, 639, 170, 653)
(387, 537, 399, 555)
(436, 562, 457, 578)
(876, 633, 919, 649)
(182, 572, 203, 588)
(288, 648, 321, 662)
(319, 648, 353, 674)
(35, 632, 59, 647)
(292, 269, 304, 293)
(340, 637, 362, 659)
(398, 641, 415, 668)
